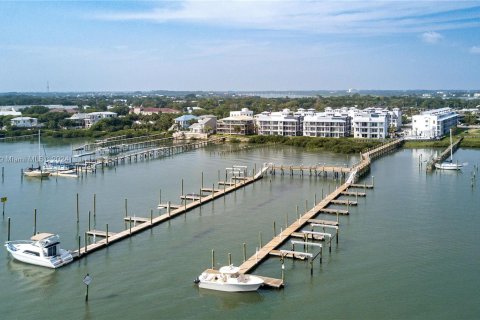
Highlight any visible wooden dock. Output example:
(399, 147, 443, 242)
(72, 166, 270, 259)
(236, 138, 405, 277)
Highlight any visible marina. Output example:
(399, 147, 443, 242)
(0, 140, 479, 319)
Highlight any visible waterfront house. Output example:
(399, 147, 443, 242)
(174, 115, 198, 130)
(189, 115, 217, 134)
(10, 117, 38, 128)
(84, 112, 118, 128)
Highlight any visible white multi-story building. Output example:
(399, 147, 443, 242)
(10, 117, 38, 128)
(412, 108, 458, 139)
(352, 113, 388, 139)
(363, 107, 402, 129)
(303, 114, 351, 138)
(303, 107, 351, 138)
(256, 109, 302, 136)
(84, 112, 118, 128)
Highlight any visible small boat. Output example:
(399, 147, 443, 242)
(43, 160, 75, 172)
(5, 233, 73, 269)
(435, 129, 462, 170)
(195, 266, 264, 292)
(49, 170, 78, 178)
(23, 130, 50, 178)
(23, 166, 50, 178)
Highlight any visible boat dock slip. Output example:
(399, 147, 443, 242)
(350, 184, 374, 189)
(72, 166, 270, 259)
(200, 188, 221, 193)
(319, 208, 349, 215)
(290, 232, 325, 240)
(123, 216, 150, 223)
(330, 199, 358, 206)
(86, 230, 116, 238)
(307, 219, 339, 226)
(340, 191, 366, 197)
(157, 203, 181, 210)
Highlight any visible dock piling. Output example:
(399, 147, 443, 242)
(228, 253, 232, 265)
(106, 224, 109, 245)
(33, 208, 37, 235)
(76, 193, 79, 223)
(211, 249, 215, 269)
(273, 221, 276, 237)
(243, 243, 247, 262)
(7, 217, 11, 241)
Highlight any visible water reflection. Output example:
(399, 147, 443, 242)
(7, 260, 56, 288)
(197, 288, 264, 309)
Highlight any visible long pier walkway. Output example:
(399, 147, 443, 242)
(235, 138, 404, 286)
(72, 166, 269, 259)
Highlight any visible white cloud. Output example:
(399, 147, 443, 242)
(421, 31, 443, 44)
(470, 46, 480, 54)
(92, 1, 480, 35)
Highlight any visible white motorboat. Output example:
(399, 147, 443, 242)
(196, 266, 264, 292)
(5, 233, 73, 269)
(435, 129, 462, 170)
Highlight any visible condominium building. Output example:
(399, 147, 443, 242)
(352, 113, 388, 139)
(303, 113, 351, 138)
(412, 108, 458, 139)
(256, 109, 302, 136)
(216, 115, 255, 135)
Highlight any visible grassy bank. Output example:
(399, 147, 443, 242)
(248, 135, 382, 154)
(403, 128, 480, 149)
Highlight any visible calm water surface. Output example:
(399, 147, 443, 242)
(0, 140, 478, 319)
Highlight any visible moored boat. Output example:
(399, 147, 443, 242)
(196, 265, 264, 292)
(4, 233, 73, 269)
(23, 167, 50, 178)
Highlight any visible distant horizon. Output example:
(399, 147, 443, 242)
(1, 88, 480, 95)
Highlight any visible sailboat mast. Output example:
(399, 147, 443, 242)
(38, 129, 41, 163)
(450, 128, 453, 161)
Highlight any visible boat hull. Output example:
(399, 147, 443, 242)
(5, 243, 73, 269)
(434, 163, 462, 170)
(24, 170, 50, 178)
(197, 271, 264, 292)
(198, 281, 262, 292)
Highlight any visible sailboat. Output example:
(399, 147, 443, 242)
(24, 130, 50, 178)
(434, 129, 462, 170)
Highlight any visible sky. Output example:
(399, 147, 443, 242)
(0, 0, 480, 92)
